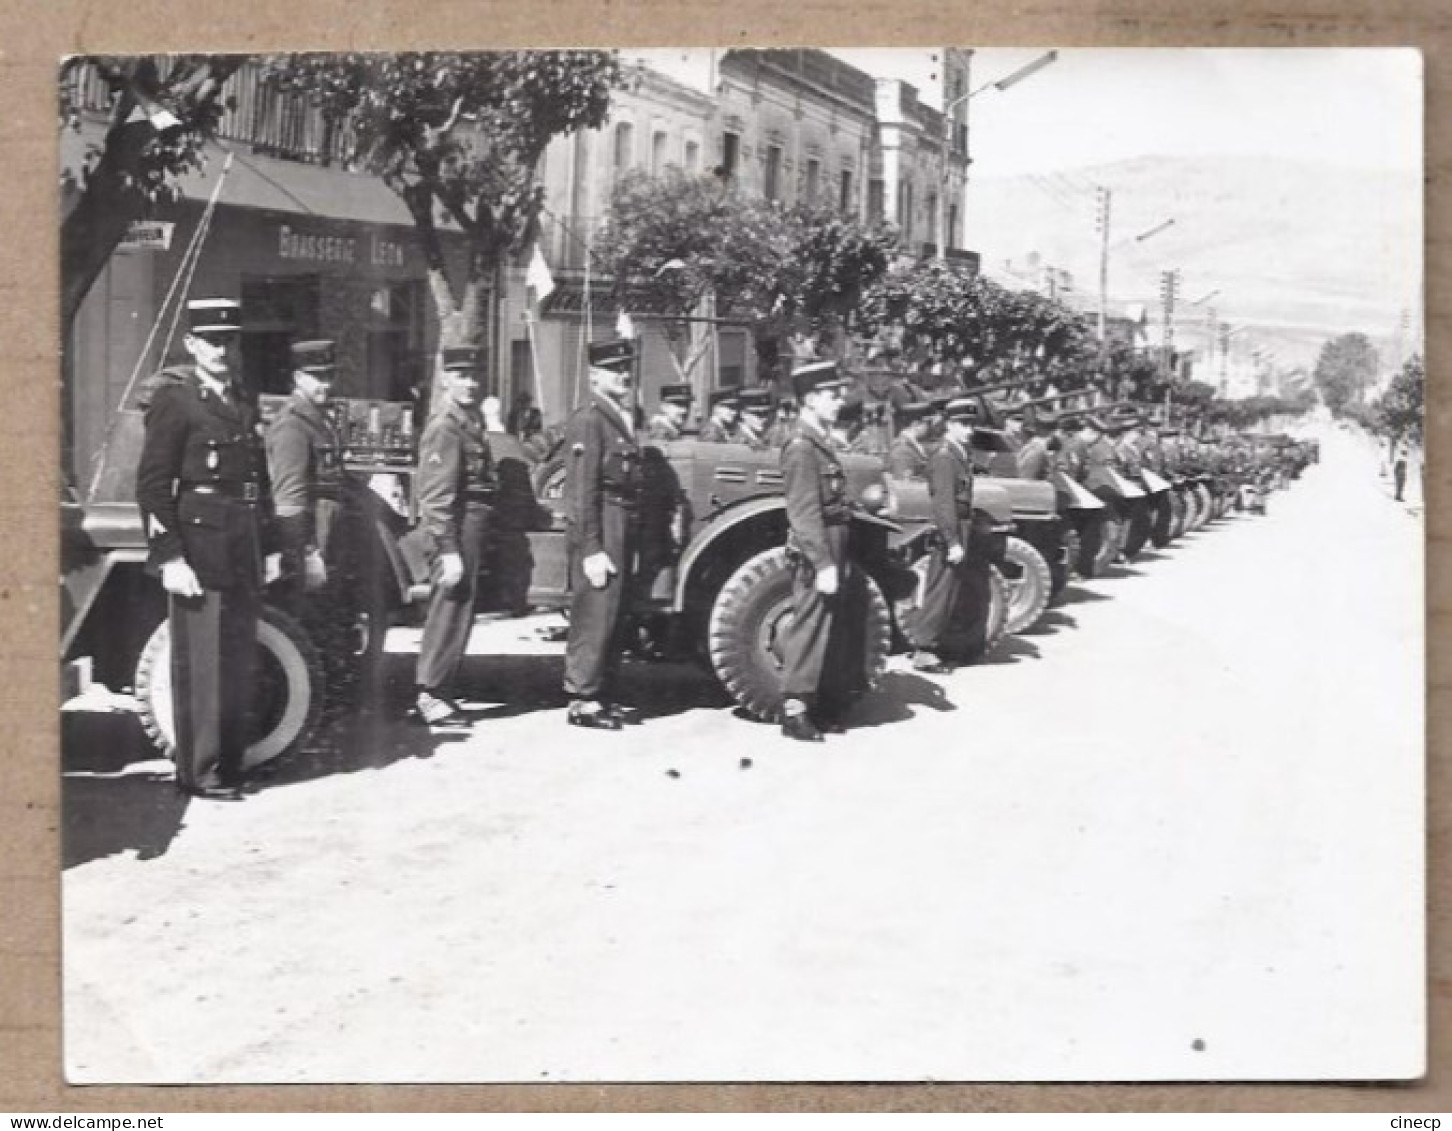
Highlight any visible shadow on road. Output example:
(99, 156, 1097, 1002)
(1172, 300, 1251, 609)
(979, 635, 1043, 665)
(1020, 609, 1078, 637)
(1055, 585, 1112, 607)
(848, 670, 958, 729)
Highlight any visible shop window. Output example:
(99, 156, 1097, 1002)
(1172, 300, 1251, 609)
(367, 279, 426, 403)
(240, 274, 320, 395)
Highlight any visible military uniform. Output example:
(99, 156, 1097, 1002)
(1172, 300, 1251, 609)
(563, 343, 643, 717)
(135, 298, 270, 797)
(908, 413, 975, 665)
(645, 414, 684, 444)
(1015, 432, 1054, 480)
(414, 376, 497, 698)
(779, 362, 867, 733)
(887, 430, 931, 479)
(699, 389, 740, 443)
(638, 384, 692, 617)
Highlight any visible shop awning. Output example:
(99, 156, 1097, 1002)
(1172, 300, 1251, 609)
(61, 124, 444, 233)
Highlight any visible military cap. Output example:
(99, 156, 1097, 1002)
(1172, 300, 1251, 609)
(1034, 409, 1060, 429)
(790, 359, 849, 400)
(708, 388, 741, 411)
(658, 383, 693, 407)
(737, 387, 773, 413)
(186, 298, 242, 335)
(442, 345, 481, 370)
(896, 400, 934, 425)
(588, 338, 635, 371)
(927, 393, 953, 414)
(1082, 414, 1109, 432)
(943, 395, 981, 423)
(290, 339, 337, 374)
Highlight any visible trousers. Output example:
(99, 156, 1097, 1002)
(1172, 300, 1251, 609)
(780, 526, 865, 709)
(909, 541, 967, 653)
(563, 502, 636, 701)
(416, 506, 490, 693)
(169, 584, 260, 787)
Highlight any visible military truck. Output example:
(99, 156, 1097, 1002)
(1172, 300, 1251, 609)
(62, 400, 1018, 767)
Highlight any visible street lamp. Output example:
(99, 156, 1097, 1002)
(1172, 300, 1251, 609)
(936, 50, 1058, 262)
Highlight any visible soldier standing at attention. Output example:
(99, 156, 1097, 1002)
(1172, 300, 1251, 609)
(646, 383, 692, 443)
(778, 360, 858, 742)
(265, 340, 343, 613)
(887, 401, 934, 480)
(413, 346, 497, 725)
(698, 389, 740, 442)
(906, 395, 977, 673)
(1015, 411, 1056, 480)
(135, 298, 272, 801)
(563, 340, 644, 730)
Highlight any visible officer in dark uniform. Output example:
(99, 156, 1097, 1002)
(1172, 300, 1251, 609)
(265, 340, 344, 609)
(778, 360, 863, 742)
(413, 346, 497, 725)
(734, 388, 772, 450)
(887, 401, 935, 480)
(563, 339, 643, 729)
(763, 399, 798, 449)
(906, 395, 977, 673)
(646, 384, 692, 443)
(698, 389, 740, 442)
(135, 298, 272, 800)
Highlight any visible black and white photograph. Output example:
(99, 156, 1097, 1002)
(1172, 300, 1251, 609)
(57, 47, 1424, 1083)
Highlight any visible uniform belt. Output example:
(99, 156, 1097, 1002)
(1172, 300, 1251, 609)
(185, 482, 261, 503)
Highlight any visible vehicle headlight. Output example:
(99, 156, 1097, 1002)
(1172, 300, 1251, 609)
(859, 479, 897, 516)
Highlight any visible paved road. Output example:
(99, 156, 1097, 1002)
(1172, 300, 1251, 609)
(61, 424, 1424, 1083)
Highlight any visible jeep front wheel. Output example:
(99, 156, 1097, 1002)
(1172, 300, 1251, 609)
(134, 604, 323, 771)
(707, 546, 891, 723)
(1001, 536, 1053, 634)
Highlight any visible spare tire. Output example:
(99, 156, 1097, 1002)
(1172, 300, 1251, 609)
(708, 546, 891, 723)
(1001, 536, 1053, 634)
(134, 604, 323, 771)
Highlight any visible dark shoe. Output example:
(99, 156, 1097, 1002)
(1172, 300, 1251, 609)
(604, 703, 644, 725)
(912, 651, 953, 675)
(781, 713, 824, 742)
(814, 716, 847, 735)
(569, 703, 623, 731)
(176, 778, 244, 802)
(414, 690, 463, 725)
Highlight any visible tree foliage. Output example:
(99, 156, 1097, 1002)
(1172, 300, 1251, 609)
(1312, 332, 1379, 415)
(59, 55, 243, 333)
(856, 261, 1097, 387)
(264, 51, 625, 384)
(1374, 354, 1424, 444)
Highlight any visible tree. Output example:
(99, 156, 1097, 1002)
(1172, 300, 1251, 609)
(60, 55, 243, 336)
(856, 261, 1096, 388)
(1313, 332, 1379, 415)
(1375, 354, 1424, 445)
(264, 51, 624, 398)
(593, 169, 896, 383)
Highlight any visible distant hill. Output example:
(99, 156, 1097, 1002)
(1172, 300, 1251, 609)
(964, 155, 1422, 371)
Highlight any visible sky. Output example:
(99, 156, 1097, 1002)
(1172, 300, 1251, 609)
(828, 48, 1422, 179)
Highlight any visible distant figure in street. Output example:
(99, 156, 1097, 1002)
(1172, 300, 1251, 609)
(1392, 437, 1410, 501)
(646, 384, 692, 443)
(887, 401, 935, 480)
(734, 388, 773, 450)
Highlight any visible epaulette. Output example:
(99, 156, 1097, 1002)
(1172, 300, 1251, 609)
(135, 366, 192, 411)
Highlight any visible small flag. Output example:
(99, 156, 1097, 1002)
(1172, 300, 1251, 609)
(525, 243, 555, 302)
(616, 311, 636, 340)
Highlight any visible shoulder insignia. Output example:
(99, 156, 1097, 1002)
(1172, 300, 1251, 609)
(147, 515, 167, 536)
(572, 442, 585, 456)
(428, 453, 444, 465)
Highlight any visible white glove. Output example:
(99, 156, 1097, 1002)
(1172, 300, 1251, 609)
(161, 559, 203, 599)
(263, 552, 283, 585)
(583, 552, 616, 590)
(303, 549, 328, 591)
(437, 552, 465, 592)
(946, 543, 965, 565)
(814, 564, 839, 596)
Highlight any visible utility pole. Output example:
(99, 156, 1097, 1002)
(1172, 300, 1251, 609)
(1095, 186, 1111, 341)
(1159, 268, 1181, 377)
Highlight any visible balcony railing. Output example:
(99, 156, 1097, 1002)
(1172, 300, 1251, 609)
(62, 59, 358, 168)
